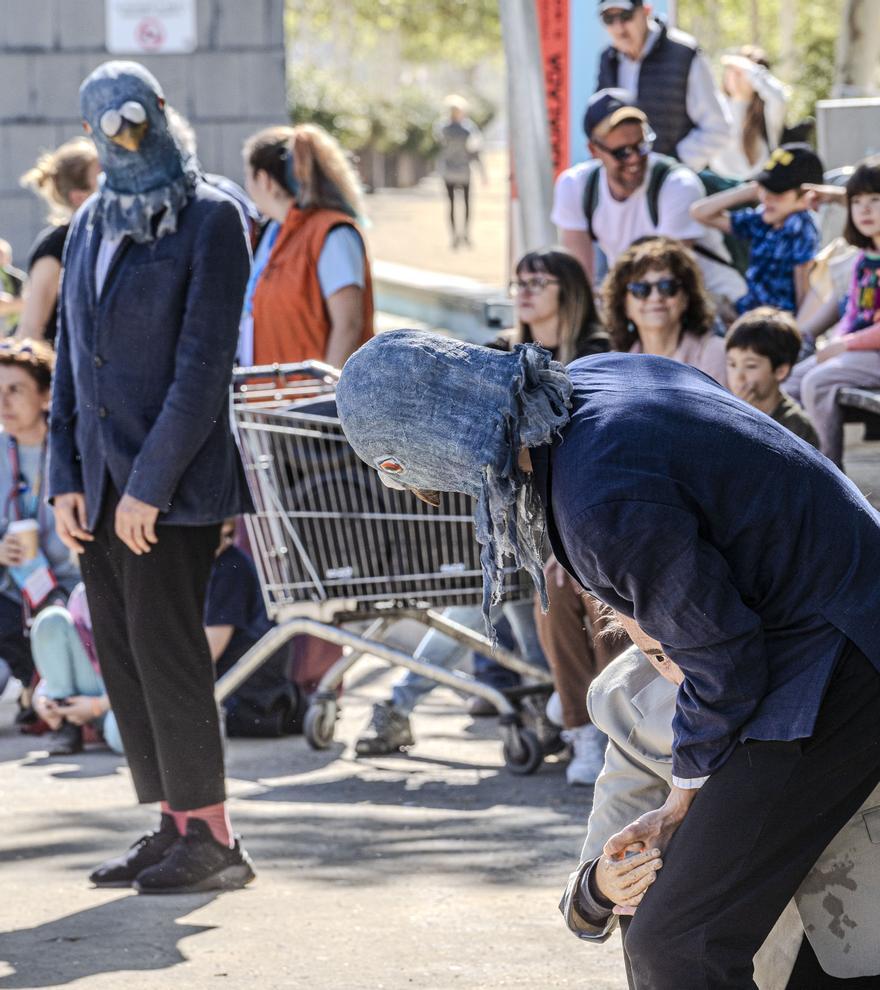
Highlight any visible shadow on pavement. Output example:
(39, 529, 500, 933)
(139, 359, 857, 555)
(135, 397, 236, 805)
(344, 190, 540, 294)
(0, 893, 218, 987)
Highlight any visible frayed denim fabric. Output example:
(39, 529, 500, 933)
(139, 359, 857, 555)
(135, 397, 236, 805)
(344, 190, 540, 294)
(336, 330, 572, 638)
(80, 61, 197, 242)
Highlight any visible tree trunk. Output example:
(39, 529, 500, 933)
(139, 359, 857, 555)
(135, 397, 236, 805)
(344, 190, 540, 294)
(749, 0, 760, 44)
(834, 0, 880, 97)
(778, 0, 796, 84)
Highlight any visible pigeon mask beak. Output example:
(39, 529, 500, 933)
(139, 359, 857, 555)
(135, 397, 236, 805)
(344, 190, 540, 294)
(109, 119, 149, 152)
(411, 488, 441, 508)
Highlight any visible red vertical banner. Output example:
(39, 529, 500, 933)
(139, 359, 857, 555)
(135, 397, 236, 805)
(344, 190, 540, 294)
(536, 0, 570, 177)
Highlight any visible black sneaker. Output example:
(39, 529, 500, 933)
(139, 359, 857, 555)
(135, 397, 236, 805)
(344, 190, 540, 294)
(47, 720, 83, 756)
(89, 813, 180, 888)
(354, 702, 414, 756)
(133, 818, 255, 895)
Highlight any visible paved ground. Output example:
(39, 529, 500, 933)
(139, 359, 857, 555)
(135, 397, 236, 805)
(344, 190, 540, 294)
(0, 653, 625, 990)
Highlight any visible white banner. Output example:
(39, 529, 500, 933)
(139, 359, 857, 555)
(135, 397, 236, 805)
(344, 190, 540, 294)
(106, 0, 197, 55)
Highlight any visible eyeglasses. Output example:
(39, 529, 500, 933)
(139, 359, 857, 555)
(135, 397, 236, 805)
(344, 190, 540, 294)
(592, 131, 655, 163)
(509, 276, 559, 296)
(601, 9, 635, 25)
(626, 278, 682, 300)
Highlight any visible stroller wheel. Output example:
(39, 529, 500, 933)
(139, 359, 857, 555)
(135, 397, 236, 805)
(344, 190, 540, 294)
(304, 698, 337, 750)
(502, 727, 543, 775)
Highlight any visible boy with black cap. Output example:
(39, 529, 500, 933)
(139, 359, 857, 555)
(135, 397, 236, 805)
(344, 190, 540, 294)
(691, 143, 824, 314)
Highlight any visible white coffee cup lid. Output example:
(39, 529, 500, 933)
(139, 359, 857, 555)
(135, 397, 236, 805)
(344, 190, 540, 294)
(8, 519, 39, 532)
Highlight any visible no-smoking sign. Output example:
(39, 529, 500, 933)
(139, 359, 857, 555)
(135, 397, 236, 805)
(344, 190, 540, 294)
(106, 0, 197, 55)
(135, 16, 166, 51)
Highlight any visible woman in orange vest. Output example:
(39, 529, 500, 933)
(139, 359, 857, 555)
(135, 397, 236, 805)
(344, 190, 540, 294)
(243, 124, 374, 370)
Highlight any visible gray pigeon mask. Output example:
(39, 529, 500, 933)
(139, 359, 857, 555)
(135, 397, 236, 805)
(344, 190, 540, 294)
(336, 330, 573, 637)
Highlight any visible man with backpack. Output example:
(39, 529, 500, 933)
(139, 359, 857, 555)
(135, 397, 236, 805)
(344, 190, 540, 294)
(552, 89, 745, 310)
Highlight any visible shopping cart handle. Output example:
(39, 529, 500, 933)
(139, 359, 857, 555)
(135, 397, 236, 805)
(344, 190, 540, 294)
(232, 360, 341, 386)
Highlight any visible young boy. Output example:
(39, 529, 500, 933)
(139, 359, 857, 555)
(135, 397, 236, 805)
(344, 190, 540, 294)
(691, 143, 824, 314)
(725, 306, 819, 448)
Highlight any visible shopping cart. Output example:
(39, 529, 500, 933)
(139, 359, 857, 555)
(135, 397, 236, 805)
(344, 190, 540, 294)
(214, 361, 553, 774)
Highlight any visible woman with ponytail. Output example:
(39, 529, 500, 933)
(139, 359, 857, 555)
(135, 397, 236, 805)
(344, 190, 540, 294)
(17, 137, 99, 344)
(242, 124, 374, 370)
(710, 46, 788, 182)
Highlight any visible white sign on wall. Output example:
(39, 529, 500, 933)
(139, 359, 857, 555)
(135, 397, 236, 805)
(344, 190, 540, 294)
(106, 0, 197, 55)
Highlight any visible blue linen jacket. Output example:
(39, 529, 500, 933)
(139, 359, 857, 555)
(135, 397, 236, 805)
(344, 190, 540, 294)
(48, 182, 254, 528)
(530, 353, 880, 784)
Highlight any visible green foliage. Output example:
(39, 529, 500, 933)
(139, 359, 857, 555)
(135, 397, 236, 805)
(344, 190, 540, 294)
(677, 0, 843, 123)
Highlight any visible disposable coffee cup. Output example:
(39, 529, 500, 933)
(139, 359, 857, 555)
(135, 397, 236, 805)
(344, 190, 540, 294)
(8, 519, 39, 561)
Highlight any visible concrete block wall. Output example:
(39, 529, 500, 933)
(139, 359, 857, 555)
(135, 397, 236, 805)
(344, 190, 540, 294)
(0, 0, 286, 263)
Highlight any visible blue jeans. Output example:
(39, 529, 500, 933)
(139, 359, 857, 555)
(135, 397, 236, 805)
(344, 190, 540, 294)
(30, 606, 123, 754)
(390, 600, 547, 715)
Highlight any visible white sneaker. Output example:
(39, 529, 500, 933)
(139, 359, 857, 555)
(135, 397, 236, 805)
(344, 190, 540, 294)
(561, 723, 607, 787)
(545, 690, 564, 727)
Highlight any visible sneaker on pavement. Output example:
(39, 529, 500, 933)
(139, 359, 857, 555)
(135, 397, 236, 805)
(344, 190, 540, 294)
(46, 720, 83, 757)
(133, 818, 255, 895)
(561, 723, 607, 787)
(354, 702, 414, 756)
(89, 813, 180, 887)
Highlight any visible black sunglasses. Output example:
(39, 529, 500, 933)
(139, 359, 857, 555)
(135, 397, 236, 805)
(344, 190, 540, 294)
(592, 132, 655, 163)
(626, 278, 683, 300)
(601, 9, 636, 25)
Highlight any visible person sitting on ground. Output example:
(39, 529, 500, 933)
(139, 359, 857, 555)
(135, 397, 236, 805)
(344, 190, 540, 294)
(783, 158, 880, 468)
(710, 47, 788, 183)
(552, 89, 744, 310)
(0, 340, 80, 724)
(243, 123, 374, 370)
(207, 520, 300, 738)
(603, 236, 728, 385)
(690, 143, 824, 315)
(595, 1, 729, 170)
(30, 584, 123, 757)
(724, 307, 818, 448)
(17, 138, 99, 345)
(559, 621, 880, 989)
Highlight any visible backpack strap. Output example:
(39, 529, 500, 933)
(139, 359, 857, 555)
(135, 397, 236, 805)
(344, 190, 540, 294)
(581, 162, 603, 241)
(645, 154, 687, 227)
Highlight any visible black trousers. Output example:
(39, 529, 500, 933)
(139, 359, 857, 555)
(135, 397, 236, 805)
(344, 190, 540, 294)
(624, 641, 880, 990)
(80, 487, 222, 810)
(444, 180, 470, 234)
(0, 594, 34, 684)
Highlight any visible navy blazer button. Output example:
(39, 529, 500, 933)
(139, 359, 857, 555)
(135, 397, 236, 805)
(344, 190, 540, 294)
(98, 406, 108, 418)
(94, 355, 104, 368)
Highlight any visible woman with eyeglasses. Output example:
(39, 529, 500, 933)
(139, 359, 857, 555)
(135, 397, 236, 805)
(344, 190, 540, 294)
(500, 247, 610, 363)
(603, 236, 727, 386)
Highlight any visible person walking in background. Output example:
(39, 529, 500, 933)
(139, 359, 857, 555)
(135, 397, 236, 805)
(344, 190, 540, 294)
(50, 61, 255, 894)
(602, 237, 728, 385)
(711, 47, 788, 182)
(243, 123, 373, 371)
(595, 1, 730, 171)
(435, 95, 487, 250)
(17, 138, 99, 344)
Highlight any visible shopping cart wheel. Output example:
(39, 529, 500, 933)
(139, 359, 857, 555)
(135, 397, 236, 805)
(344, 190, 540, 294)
(502, 727, 543, 775)
(304, 697, 338, 750)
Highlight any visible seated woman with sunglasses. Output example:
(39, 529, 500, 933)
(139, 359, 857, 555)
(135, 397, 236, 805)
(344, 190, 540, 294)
(603, 237, 727, 386)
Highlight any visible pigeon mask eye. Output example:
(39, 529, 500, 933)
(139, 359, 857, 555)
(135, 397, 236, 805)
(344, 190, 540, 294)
(120, 101, 147, 125)
(100, 108, 123, 137)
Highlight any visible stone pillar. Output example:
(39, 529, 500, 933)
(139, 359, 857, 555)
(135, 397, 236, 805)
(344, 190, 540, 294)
(0, 0, 286, 263)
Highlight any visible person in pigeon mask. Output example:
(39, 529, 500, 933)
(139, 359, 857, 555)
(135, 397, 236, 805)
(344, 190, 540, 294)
(48, 61, 256, 895)
(337, 330, 880, 989)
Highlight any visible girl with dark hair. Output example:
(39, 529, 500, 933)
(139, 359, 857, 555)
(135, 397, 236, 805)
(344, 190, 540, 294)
(784, 159, 880, 467)
(603, 237, 727, 385)
(711, 47, 788, 182)
(504, 247, 610, 363)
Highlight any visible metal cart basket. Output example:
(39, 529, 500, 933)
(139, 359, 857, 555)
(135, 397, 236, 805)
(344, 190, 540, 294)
(215, 362, 552, 773)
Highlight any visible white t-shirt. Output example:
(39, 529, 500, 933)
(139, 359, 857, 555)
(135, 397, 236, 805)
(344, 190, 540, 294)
(316, 225, 365, 299)
(551, 154, 746, 302)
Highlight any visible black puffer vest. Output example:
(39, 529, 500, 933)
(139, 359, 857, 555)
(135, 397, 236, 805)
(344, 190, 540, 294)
(597, 21, 698, 158)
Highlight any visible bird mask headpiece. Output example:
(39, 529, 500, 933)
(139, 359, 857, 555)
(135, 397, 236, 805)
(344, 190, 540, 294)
(80, 60, 197, 242)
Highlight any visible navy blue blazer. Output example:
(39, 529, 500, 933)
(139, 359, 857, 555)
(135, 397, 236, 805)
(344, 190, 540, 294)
(531, 354, 880, 783)
(48, 182, 254, 528)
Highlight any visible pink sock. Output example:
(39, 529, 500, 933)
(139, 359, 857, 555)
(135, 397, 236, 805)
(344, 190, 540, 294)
(186, 802, 234, 848)
(160, 801, 187, 835)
